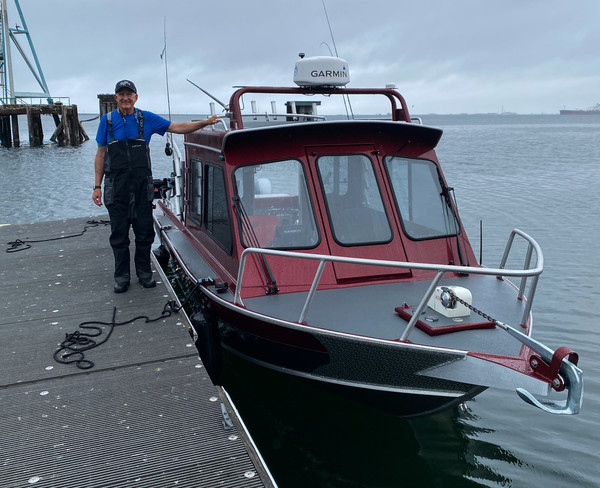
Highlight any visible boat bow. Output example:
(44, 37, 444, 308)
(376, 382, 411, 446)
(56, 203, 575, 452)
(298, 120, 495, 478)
(230, 228, 583, 415)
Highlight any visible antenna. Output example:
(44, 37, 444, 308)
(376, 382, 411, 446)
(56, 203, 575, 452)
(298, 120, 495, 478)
(161, 17, 173, 156)
(186, 78, 228, 111)
(161, 17, 171, 121)
(320, 41, 334, 56)
(321, 0, 354, 119)
(321, 0, 339, 57)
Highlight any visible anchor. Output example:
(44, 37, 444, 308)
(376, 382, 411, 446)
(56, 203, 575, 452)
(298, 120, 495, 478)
(495, 321, 583, 415)
(441, 287, 583, 415)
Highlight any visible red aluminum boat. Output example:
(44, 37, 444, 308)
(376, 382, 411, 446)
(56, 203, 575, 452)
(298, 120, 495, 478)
(152, 56, 583, 417)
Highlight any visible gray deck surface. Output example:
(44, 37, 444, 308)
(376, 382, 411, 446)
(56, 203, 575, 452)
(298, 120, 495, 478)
(242, 274, 527, 356)
(0, 217, 273, 488)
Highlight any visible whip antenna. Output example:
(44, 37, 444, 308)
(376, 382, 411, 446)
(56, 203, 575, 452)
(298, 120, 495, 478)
(321, 0, 354, 118)
(162, 17, 172, 121)
(161, 17, 173, 155)
(186, 79, 228, 111)
(322, 0, 339, 57)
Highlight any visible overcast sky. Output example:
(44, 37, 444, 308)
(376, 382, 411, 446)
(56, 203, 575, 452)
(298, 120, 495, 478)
(4, 0, 600, 115)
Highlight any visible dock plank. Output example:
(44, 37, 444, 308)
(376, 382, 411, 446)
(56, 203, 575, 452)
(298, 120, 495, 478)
(0, 217, 274, 488)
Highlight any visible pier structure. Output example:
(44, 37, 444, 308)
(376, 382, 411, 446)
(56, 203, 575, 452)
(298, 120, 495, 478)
(98, 93, 117, 117)
(0, 101, 89, 147)
(0, 216, 276, 487)
(0, 0, 87, 147)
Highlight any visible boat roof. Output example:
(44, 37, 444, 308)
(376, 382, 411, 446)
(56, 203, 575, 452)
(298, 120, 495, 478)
(221, 119, 443, 164)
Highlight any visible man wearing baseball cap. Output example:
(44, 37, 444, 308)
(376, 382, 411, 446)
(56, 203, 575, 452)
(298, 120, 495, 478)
(92, 80, 218, 293)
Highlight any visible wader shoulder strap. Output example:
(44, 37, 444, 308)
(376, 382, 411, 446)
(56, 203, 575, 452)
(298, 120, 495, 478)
(107, 109, 144, 142)
(107, 111, 115, 142)
(137, 110, 144, 139)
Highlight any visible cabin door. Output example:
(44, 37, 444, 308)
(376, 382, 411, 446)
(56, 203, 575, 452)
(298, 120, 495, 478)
(306, 145, 411, 281)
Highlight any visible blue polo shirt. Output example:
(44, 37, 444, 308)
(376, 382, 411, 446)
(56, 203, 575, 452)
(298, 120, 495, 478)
(95, 109, 171, 146)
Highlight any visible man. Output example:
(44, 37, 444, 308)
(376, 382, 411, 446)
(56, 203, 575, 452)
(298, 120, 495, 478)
(93, 80, 218, 293)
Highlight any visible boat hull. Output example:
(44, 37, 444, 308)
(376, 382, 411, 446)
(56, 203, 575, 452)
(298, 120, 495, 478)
(559, 109, 600, 115)
(198, 296, 485, 418)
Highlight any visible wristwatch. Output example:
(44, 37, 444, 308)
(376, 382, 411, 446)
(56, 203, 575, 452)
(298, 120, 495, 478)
(94, 185, 102, 190)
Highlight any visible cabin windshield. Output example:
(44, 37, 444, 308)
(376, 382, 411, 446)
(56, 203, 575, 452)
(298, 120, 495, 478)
(316, 154, 392, 245)
(233, 159, 319, 249)
(384, 156, 460, 240)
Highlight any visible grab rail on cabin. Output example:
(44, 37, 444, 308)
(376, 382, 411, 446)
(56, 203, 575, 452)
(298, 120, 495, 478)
(228, 86, 411, 129)
(234, 228, 542, 338)
(242, 113, 327, 123)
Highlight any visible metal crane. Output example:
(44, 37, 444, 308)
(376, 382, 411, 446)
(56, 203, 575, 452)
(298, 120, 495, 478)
(1, 0, 51, 104)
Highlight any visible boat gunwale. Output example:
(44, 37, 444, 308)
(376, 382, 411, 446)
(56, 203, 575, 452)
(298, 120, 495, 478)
(196, 271, 551, 399)
(157, 223, 528, 361)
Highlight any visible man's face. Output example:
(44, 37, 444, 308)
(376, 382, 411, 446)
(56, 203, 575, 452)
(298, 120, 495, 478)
(114, 88, 138, 114)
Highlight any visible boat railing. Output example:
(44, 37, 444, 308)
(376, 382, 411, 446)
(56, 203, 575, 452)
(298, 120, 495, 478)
(168, 134, 185, 218)
(241, 112, 327, 124)
(234, 229, 542, 340)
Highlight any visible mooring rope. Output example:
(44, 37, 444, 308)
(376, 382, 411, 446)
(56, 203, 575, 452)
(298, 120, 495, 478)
(6, 218, 201, 370)
(53, 282, 201, 370)
(5, 219, 110, 253)
(53, 303, 177, 370)
(80, 115, 100, 122)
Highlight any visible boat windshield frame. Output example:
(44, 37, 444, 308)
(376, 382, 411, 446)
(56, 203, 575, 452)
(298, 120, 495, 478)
(315, 152, 394, 246)
(232, 158, 321, 250)
(383, 155, 461, 241)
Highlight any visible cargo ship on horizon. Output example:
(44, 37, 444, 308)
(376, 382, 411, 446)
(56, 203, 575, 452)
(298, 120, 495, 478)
(560, 103, 600, 115)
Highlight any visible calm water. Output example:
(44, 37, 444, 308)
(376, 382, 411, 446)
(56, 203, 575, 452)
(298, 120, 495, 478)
(1, 113, 599, 487)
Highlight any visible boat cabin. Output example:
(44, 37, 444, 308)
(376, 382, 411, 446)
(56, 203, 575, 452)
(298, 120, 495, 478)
(152, 56, 583, 417)
(177, 83, 477, 298)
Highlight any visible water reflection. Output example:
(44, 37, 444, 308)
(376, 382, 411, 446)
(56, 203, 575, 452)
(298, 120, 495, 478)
(411, 408, 522, 487)
(219, 349, 519, 488)
(165, 263, 521, 488)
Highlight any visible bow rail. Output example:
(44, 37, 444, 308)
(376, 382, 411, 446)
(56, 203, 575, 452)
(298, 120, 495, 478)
(232, 229, 583, 414)
(235, 229, 542, 331)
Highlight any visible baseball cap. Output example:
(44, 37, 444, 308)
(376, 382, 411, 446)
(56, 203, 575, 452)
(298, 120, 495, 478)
(115, 80, 137, 94)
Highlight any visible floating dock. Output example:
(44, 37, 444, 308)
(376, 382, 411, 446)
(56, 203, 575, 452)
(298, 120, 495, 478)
(0, 216, 276, 488)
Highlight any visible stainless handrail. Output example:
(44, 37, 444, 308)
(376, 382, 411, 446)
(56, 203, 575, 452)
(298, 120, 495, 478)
(242, 113, 326, 122)
(497, 229, 543, 325)
(234, 228, 543, 336)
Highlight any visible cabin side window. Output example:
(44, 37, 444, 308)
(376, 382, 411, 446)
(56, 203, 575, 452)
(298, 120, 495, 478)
(316, 154, 392, 245)
(384, 156, 460, 240)
(205, 163, 233, 253)
(190, 157, 202, 226)
(232, 159, 319, 249)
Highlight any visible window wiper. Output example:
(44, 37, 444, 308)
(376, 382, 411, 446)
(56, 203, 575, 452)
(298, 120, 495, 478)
(232, 195, 279, 294)
(440, 186, 469, 267)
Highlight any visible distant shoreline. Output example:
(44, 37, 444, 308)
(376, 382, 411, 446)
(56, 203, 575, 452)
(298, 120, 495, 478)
(73, 112, 599, 117)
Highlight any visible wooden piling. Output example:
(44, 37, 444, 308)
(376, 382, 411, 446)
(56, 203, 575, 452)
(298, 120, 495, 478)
(60, 103, 70, 145)
(26, 105, 43, 146)
(11, 114, 19, 147)
(98, 94, 117, 116)
(0, 115, 11, 148)
(0, 103, 89, 147)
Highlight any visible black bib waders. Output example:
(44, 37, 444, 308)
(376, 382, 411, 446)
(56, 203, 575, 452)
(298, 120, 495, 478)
(103, 110, 155, 284)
